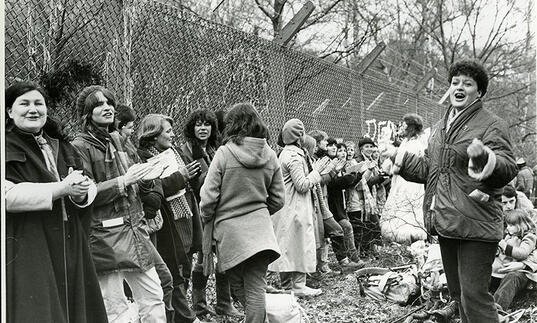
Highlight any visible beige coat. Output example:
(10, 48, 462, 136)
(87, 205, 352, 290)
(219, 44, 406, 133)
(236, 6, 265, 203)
(269, 145, 322, 273)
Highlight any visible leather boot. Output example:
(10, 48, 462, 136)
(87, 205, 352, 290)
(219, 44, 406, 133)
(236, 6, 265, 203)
(215, 272, 244, 317)
(191, 265, 216, 317)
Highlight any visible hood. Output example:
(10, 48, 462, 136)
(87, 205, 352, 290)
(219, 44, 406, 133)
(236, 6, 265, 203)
(227, 137, 271, 169)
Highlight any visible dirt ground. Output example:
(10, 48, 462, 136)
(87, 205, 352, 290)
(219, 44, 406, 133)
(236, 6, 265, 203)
(200, 242, 537, 323)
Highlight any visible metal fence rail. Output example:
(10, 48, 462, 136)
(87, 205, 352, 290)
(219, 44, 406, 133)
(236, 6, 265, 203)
(5, 0, 446, 146)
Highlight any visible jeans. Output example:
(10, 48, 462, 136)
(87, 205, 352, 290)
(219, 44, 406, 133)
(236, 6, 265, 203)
(494, 271, 530, 311)
(226, 252, 271, 323)
(439, 236, 499, 323)
(338, 219, 359, 258)
(323, 217, 346, 261)
(98, 267, 166, 323)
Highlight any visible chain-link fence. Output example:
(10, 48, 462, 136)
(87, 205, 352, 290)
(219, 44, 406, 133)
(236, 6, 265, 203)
(5, 0, 447, 146)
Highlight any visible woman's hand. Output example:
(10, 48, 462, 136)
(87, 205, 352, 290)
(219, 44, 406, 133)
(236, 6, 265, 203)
(179, 161, 201, 180)
(123, 163, 154, 186)
(497, 262, 525, 273)
(62, 168, 92, 202)
(313, 156, 331, 173)
(332, 158, 347, 173)
(467, 138, 489, 172)
(498, 239, 507, 251)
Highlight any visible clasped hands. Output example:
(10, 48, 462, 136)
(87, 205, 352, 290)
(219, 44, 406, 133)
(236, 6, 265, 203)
(62, 167, 92, 202)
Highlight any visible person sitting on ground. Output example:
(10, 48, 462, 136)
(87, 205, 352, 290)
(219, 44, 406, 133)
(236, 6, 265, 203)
(325, 140, 365, 269)
(501, 185, 534, 212)
(491, 209, 537, 314)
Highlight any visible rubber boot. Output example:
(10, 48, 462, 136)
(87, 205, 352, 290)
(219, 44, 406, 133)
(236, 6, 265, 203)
(215, 272, 244, 317)
(191, 264, 216, 317)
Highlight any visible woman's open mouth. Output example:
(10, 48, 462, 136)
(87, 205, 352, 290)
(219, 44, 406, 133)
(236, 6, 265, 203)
(454, 93, 466, 101)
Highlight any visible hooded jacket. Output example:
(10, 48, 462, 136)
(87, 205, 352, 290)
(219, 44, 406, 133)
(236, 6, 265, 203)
(199, 137, 284, 271)
(397, 100, 517, 242)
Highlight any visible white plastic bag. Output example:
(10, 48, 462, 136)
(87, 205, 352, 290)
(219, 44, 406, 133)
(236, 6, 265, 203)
(265, 293, 310, 323)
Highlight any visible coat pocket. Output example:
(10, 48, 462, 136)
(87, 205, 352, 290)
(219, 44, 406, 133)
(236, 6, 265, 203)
(6, 151, 26, 163)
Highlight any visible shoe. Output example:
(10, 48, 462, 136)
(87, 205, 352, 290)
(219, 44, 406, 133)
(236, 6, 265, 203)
(293, 285, 322, 297)
(339, 258, 366, 272)
(319, 263, 332, 274)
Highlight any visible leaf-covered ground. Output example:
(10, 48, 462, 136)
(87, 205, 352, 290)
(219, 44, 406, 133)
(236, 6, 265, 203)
(198, 242, 537, 322)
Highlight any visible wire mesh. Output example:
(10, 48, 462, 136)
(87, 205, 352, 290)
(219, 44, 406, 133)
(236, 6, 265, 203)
(5, 0, 447, 147)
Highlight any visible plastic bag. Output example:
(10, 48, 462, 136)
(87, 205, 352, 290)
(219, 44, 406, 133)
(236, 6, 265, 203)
(265, 293, 310, 323)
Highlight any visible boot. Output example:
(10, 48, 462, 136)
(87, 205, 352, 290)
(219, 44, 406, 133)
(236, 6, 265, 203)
(215, 272, 244, 317)
(191, 265, 216, 317)
(292, 272, 322, 297)
(339, 257, 366, 273)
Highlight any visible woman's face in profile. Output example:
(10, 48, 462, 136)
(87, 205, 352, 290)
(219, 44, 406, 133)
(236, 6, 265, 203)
(8, 90, 47, 133)
(155, 120, 175, 150)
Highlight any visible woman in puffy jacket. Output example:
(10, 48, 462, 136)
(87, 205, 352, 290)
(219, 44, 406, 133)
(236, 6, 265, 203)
(393, 60, 517, 323)
(71, 86, 166, 323)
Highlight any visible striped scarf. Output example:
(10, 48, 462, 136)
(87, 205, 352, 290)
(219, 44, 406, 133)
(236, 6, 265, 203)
(148, 146, 193, 219)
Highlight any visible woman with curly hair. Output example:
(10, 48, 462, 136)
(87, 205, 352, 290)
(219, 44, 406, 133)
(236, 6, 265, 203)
(180, 109, 243, 319)
(392, 59, 517, 322)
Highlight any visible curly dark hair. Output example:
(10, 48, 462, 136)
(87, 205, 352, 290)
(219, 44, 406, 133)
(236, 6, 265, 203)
(183, 108, 220, 148)
(502, 185, 517, 199)
(448, 59, 489, 97)
(223, 103, 269, 144)
(115, 104, 136, 129)
(403, 113, 424, 139)
(326, 137, 338, 146)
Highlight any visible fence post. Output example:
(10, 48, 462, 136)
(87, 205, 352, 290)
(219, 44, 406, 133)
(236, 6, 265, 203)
(273, 1, 315, 47)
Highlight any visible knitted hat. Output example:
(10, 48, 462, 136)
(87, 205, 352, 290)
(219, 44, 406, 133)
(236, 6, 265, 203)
(281, 118, 304, 145)
(358, 137, 376, 148)
(76, 85, 108, 117)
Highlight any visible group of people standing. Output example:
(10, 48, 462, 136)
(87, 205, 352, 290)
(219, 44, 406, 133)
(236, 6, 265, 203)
(4, 58, 534, 323)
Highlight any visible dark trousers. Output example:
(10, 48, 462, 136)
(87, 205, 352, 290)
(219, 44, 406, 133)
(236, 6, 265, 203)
(323, 217, 346, 261)
(493, 272, 530, 311)
(438, 236, 499, 323)
(151, 247, 175, 323)
(348, 211, 381, 256)
(226, 252, 271, 323)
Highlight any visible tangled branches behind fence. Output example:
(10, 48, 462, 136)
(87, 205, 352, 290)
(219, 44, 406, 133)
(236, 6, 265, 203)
(5, 0, 446, 146)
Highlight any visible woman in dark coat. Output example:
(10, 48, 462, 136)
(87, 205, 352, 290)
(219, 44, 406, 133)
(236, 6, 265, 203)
(180, 108, 242, 319)
(137, 113, 202, 323)
(394, 60, 517, 322)
(5, 82, 108, 323)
